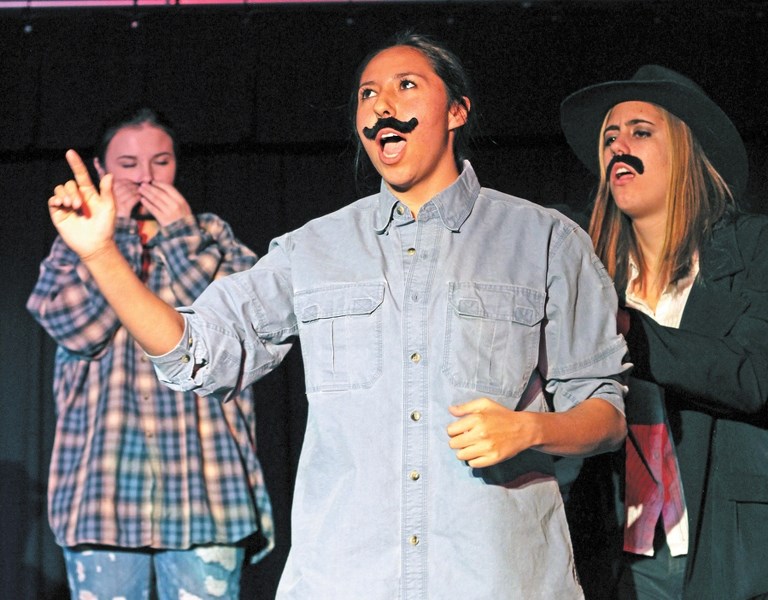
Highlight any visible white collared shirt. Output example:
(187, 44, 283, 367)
(625, 252, 699, 556)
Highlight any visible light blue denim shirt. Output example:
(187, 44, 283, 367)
(152, 162, 628, 599)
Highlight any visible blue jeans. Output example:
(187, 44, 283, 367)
(62, 544, 245, 600)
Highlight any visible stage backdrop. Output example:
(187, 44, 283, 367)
(1, 2, 767, 598)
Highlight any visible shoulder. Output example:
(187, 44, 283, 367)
(713, 210, 768, 251)
(193, 212, 244, 241)
(478, 187, 573, 224)
(701, 211, 768, 279)
(195, 212, 231, 230)
(268, 194, 375, 252)
(480, 187, 589, 243)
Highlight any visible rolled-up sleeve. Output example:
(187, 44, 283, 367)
(149, 240, 297, 401)
(543, 222, 630, 413)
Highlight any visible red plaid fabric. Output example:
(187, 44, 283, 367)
(624, 421, 687, 555)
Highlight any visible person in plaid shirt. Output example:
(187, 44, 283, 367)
(27, 107, 274, 599)
(562, 66, 768, 599)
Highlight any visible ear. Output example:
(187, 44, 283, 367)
(448, 96, 471, 131)
(93, 157, 106, 179)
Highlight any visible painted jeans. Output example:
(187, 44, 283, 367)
(62, 544, 244, 600)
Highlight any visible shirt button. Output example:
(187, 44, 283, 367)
(410, 352, 421, 363)
(406, 247, 416, 255)
(409, 470, 420, 481)
(181, 355, 191, 363)
(410, 411, 421, 422)
(410, 535, 420, 546)
(396, 205, 405, 215)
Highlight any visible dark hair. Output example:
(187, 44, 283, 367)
(95, 106, 178, 165)
(349, 31, 476, 185)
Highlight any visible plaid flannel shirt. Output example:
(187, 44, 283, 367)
(27, 214, 273, 560)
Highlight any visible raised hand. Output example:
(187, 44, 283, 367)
(48, 149, 117, 260)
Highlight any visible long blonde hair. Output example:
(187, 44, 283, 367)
(589, 104, 735, 295)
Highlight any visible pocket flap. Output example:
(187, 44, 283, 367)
(295, 282, 385, 322)
(448, 282, 544, 325)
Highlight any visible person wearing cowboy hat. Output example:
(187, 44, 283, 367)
(561, 65, 768, 599)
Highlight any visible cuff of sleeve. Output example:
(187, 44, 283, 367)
(158, 214, 199, 238)
(146, 317, 199, 390)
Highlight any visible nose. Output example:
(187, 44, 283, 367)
(137, 162, 153, 184)
(609, 134, 629, 156)
(372, 89, 394, 118)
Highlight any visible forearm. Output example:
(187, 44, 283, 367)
(159, 214, 257, 305)
(531, 398, 626, 457)
(81, 241, 185, 355)
(628, 310, 768, 414)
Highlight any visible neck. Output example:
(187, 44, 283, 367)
(387, 162, 461, 218)
(631, 214, 667, 274)
(630, 215, 669, 310)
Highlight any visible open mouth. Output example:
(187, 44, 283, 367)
(379, 131, 406, 159)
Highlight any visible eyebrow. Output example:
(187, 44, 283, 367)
(604, 118, 656, 133)
(116, 151, 173, 160)
(358, 71, 423, 89)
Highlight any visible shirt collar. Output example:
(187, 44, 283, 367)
(372, 160, 481, 234)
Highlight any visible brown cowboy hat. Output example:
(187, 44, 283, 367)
(560, 64, 748, 198)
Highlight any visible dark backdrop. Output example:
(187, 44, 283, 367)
(2, 2, 767, 598)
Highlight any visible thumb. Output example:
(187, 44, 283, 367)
(100, 173, 115, 205)
(450, 397, 494, 417)
(449, 401, 474, 417)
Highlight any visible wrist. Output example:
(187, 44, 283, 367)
(80, 241, 120, 264)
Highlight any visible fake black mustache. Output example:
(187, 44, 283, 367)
(606, 153, 645, 177)
(362, 117, 419, 141)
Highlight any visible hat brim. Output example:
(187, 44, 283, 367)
(560, 78, 748, 198)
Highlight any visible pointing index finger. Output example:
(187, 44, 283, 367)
(65, 149, 96, 192)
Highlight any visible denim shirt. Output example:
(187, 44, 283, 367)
(152, 162, 627, 599)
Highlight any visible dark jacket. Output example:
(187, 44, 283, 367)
(626, 211, 768, 600)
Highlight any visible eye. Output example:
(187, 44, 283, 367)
(400, 78, 416, 90)
(633, 129, 651, 138)
(118, 161, 138, 169)
(360, 87, 376, 101)
(603, 135, 616, 148)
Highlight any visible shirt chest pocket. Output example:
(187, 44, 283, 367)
(443, 282, 545, 398)
(295, 282, 385, 393)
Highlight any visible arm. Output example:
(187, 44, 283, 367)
(626, 216, 768, 416)
(26, 236, 122, 355)
(47, 149, 184, 356)
(446, 222, 628, 468)
(447, 396, 625, 468)
(155, 214, 257, 306)
(626, 307, 768, 415)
